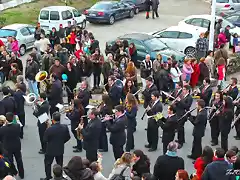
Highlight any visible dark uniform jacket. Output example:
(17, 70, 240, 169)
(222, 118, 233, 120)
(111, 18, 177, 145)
(43, 122, 70, 156)
(142, 84, 158, 108)
(109, 82, 122, 107)
(199, 85, 213, 106)
(48, 79, 63, 107)
(82, 117, 102, 151)
(158, 114, 177, 143)
(0, 95, 17, 116)
(13, 89, 25, 116)
(106, 114, 126, 146)
(227, 85, 239, 100)
(147, 100, 163, 127)
(33, 100, 50, 127)
(189, 109, 208, 138)
(219, 108, 234, 134)
(0, 123, 21, 152)
(66, 108, 82, 131)
(175, 94, 193, 117)
(77, 89, 91, 108)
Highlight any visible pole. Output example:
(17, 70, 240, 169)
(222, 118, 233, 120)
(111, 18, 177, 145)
(209, 0, 216, 51)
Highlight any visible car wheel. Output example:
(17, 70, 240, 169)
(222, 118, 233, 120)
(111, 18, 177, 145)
(129, 10, 134, 18)
(109, 16, 115, 25)
(81, 20, 86, 29)
(19, 45, 26, 56)
(135, 7, 139, 14)
(184, 47, 196, 57)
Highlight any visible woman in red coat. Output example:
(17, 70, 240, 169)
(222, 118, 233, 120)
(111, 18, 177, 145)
(190, 58, 200, 89)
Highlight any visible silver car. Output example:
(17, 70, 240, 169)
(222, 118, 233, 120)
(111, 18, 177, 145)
(216, 0, 240, 13)
(0, 24, 36, 56)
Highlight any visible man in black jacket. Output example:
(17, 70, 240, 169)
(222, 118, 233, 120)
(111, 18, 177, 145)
(188, 99, 208, 160)
(108, 75, 122, 107)
(48, 74, 63, 118)
(79, 108, 101, 163)
(196, 77, 212, 107)
(142, 76, 158, 109)
(158, 105, 178, 154)
(33, 92, 50, 154)
(0, 87, 17, 116)
(41, 112, 70, 180)
(104, 105, 126, 160)
(145, 91, 163, 152)
(0, 112, 24, 179)
(224, 77, 239, 100)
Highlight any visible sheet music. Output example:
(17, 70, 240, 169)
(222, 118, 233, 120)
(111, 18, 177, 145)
(86, 105, 95, 109)
(56, 103, 64, 110)
(38, 113, 49, 124)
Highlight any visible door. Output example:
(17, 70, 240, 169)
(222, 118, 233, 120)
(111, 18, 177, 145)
(72, 9, 84, 24)
(178, 32, 195, 53)
(39, 10, 50, 30)
(129, 39, 149, 61)
(49, 11, 60, 30)
(156, 31, 180, 50)
(119, 3, 129, 17)
(186, 18, 206, 32)
(232, 0, 240, 10)
(19, 27, 33, 49)
(27, 26, 37, 47)
(112, 4, 121, 19)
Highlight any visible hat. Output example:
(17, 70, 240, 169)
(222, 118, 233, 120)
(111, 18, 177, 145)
(167, 141, 178, 152)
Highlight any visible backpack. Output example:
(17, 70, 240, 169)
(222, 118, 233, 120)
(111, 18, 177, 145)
(110, 167, 128, 180)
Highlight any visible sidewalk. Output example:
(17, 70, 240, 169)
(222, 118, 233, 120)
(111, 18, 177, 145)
(0, 0, 33, 11)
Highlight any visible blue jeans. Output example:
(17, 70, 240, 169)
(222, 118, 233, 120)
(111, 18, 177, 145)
(27, 80, 39, 97)
(0, 72, 5, 84)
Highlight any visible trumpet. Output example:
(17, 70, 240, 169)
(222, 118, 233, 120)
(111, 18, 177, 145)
(191, 84, 204, 96)
(221, 84, 231, 93)
(75, 115, 88, 140)
(101, 114, 115, 122)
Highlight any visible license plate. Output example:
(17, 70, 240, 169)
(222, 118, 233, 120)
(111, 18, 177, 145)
(89, 13, 96, 16)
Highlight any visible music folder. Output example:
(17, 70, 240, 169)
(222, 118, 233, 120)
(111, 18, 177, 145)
(38, 113, 49, 124)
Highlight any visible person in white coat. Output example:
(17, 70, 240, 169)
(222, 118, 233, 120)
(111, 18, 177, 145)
(170, 61, 182, 88)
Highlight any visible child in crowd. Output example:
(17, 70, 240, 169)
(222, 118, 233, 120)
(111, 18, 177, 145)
(52, 164, 66, 180)
(233, 33, 239, 53)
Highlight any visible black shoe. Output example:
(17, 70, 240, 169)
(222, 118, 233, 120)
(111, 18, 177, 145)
(234, 135, 238, 138)
(178, 144, 183, 149)
(235, 137, 240, 140)
(73, 146, 78, 149)
(187, 155, 197, 160)
(146, 16, 149, 19)
(73, 149, 82, 153)
(145, 144, 151, 148)
(148, 148, 157, 152)
(145, 128, 147, 131)
(152, 17, 155, 19)
(38, 149, 45, 154)
(98, 149, 108, 152)
(19, 174, 24, 179)
(211, 142, 218, 146)
(40, 178, 51, 180)
(175, 140, 179, 143)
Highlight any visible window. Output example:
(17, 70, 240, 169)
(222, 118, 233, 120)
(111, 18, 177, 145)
(40, 10, 49, 20)
(144, 38, 168, 51)
(50, 11, 60, 20)
(112, 4, 119, 9)
(216, 0, 229, 2)
(119, 3, 126, 8)
(158, 31, 179, 38)
(190, 18, 203, 27)
(232, 0, 240, 3)
(27, 27, 35, 34)
(0, 29, 17, 38)
(20, 28, 30, 36)
(73, 9, 81, 17)
(179, 32, 192, 39)
(185, 19, 192, 24)
(62, 10, 73, 20)
(130, 40, 147, 52)
(202, 19, 210, 28)
(226, 15, 239, 22)
(91, 3, 111, 9)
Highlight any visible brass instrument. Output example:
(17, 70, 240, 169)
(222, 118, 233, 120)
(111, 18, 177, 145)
(75, 115, 88, 140)
(222, 84, 231, 92)
(209, 104, 224, 122)
(101, 114, 115, 122)
(147, 112, 163, 122)
(191, 84, 204, 96)
(35, 71, 51, 93)
(171, 92, 184, 105)
(23, 93, 37, 104)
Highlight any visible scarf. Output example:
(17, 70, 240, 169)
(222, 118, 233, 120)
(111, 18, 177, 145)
(166, 150, 177, 157)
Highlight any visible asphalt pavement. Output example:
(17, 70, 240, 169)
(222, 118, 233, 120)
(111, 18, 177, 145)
(13, 0, 240, 179)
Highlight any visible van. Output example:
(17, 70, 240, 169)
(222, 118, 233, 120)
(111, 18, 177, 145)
(38, 6, 86, 32)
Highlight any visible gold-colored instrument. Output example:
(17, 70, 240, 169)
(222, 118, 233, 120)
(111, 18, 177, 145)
(1, 80, 16, 91)
(147, 112, 163, 122)
(75, 115, 87, 140)
(35, 71, 51, 93)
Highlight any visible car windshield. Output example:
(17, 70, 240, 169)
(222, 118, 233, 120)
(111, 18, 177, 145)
(0, 29, 17, 38)
(144, 38, 168, 51)
(216, 0, 229, 3)
(91, 3, 111, 9)
(221, 18, 235, 28)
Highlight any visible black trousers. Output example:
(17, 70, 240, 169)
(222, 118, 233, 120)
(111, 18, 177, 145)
(8, 150, 24, 178)
(152, 9, 159, 18)
(93, 73, 101, 88)
(177, 118, 186, 145)
(71, 129, 82, 150)
(126, 128, 134, 152)
(221, 132, 229, 152)
(163, 138, 173, 154)
(86, 149, 98, 163)
(44, 154, 63, 179)
(98, 123, 108, 151)
(112, 145, 124, 160)
(235, 121, 240, 137)
(210, 118, 220, 144)
(104, 78, 109, 92)
(50, 106, 59, 118)
(147, 124, 159, 149)
(191, 136, 202, 158)
(18, 114, 25, 138)
(38, 123, 48, 152)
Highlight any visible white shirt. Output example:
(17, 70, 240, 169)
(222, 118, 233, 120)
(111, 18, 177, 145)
(39, 38, 50, 52)
(170, 67, 182, 82)
(152, 99, 160, 108)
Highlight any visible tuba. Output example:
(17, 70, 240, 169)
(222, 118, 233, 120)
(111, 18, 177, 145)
(1, 80, 16, 91)
(23, 93, 37, 104)
(35, 71, 50, 93)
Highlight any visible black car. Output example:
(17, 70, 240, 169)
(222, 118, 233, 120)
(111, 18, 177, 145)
(121, 0, 147, 14)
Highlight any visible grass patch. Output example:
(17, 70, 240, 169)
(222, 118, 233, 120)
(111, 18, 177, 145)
(0, 0, 94, 26)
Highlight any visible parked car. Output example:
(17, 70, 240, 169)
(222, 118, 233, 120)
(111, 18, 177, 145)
(217, 9, 236, 17)
(225, 12, 240, 27)
(178, 14, 240, 45)
(216, 0, 240, 13)
(0, 24, 36, 55)
(121, 0, 147, 14)
(150, 26, 200, 56)
(38, 6, 86, 32)
(106, 33, 185, 66)
(84, 1, 135, 25)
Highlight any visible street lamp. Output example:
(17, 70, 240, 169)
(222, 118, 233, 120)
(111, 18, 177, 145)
(208, 0, 216, 51)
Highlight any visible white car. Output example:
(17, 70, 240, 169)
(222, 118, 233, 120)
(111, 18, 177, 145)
(150, 26, 201, 56)
(178, 14, 240, 45)
(0, 24, 36, 55)
(216, 0, 240, 13)
(38, 6, 86, 32)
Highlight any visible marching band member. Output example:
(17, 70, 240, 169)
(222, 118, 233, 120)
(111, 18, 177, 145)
(125, 93, 138, 152)
(41, 112, 70, 180)
(33, 92, 50, 154)
(13, 83, 25, 139)
(77, 108, 102, 163)
(98, 94, 113, 152)
(175, 85, 193, 149)
(233, 98, 240, 140)
(157, 105, 177, 154)
(142, 76, 158, 109)
(187, 99, 207, 160)
(195, 77, 213, 106)
(209, 91, 223, 146)
(123, 79, 139, 102)
(172, 82, 183, 98)
(145, 91, 163, 152)
(223, 77, 239, 100)
(48, 74, 63, 118)
(218, 96, 234, 152)
(107, 75, 122, 107)
(104, 105, 126, 160)
(0, 87, 17, 116)
(66, 99, 84, 153)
